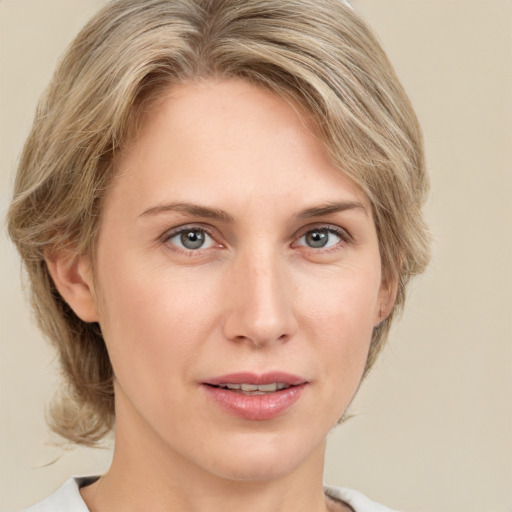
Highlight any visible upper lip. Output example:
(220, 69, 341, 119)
(203, 372, 307, 386)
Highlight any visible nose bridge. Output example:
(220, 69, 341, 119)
(222, 244, 296, 346)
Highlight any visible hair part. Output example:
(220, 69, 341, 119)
(7, 0, 430, 445)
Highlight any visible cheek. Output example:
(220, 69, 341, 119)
(315, 296, 374, 383)
(299, 268, 380, 399)
(299, 262, 381, 339)
(94, 252, 222, 376)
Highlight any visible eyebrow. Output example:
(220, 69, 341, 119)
(297, 201, 368, 219)
(139, 200, 367, 222)
(139, 202, 235, 222)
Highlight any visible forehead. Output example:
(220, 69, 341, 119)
(108, 78, 369, 215)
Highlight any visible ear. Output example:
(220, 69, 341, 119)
(45, 251, 99, 323)
(375, 275, 399, 326)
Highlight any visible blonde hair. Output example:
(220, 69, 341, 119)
(7, 0, 430, 445)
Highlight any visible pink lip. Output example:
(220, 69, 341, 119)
(204, 372, 306, 387)
(202, 372, 308, 421)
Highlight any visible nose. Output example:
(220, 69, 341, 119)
(221, 249, 298, 348)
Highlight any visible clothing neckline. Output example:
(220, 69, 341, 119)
(26, 476, 396, 512)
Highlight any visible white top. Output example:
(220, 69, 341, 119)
(24, 477, 397, 512)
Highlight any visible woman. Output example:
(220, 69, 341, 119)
(7, 0, 430, 511)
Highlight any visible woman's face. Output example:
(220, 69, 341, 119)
(88, 79, 391, 482)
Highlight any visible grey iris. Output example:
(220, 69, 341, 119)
(306, 230, 328, 248)
(181, 230, 205, 249)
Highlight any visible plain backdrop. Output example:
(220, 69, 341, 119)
(1, 1, 511, 511)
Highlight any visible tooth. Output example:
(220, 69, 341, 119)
(220, 382, 291, 392)
(240, 383, 258, 392)
(257, 383, 278, 392)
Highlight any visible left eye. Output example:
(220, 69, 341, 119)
(296, 228, 343, 249)
(167, 228, 216, 250)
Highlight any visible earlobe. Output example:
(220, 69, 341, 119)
(45, 251, 99, 323)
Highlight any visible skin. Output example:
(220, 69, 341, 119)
(48, 79, 395, 512)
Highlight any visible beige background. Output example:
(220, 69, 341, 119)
(1, 1, 511, 511)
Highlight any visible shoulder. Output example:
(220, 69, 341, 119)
(325, 485, 400, 512)
(23, 477, 97, 512)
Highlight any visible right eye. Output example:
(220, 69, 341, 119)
(165, 227, 216, 251)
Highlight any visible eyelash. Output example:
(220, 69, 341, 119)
(293, 225, 352, 252)
(161, 225, 219, 255)
(160, 224, 352, 255)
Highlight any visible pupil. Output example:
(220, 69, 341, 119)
(181, 230, 205, 249)
(307, 230, 328, 248)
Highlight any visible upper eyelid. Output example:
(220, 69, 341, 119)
(161, 225, 220, 254)
(161, 223, 216, 241)
(294, 223, 353, 242)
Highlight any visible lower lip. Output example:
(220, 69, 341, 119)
(203, 384, 307, 421)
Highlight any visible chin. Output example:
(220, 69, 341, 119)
(207, 457, 302, 483)
(197, 432, 326, 483)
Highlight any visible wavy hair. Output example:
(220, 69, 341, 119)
(7, 0, 430, 445)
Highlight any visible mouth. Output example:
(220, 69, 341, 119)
(208, 382, 292, 394)
(202, 372, 308, 420)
